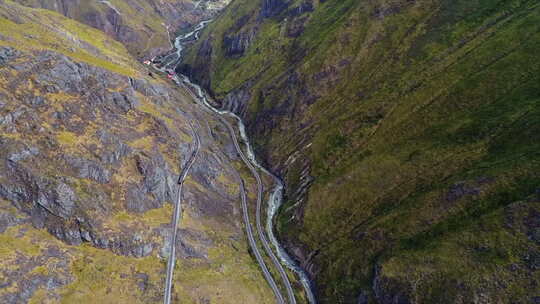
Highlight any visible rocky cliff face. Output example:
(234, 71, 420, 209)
(13, 0, 231, 58)
(182, 0, 540, 302)
(0, 1, 273, 303)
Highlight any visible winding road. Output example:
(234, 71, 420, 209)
(239, 180, 286, 304)
(153, 18, 315, 304)
(221, 116, 297, 304)
(163, 121, 201, 304)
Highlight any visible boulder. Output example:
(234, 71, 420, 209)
(0, 46, 18, 66)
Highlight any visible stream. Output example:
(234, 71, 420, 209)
(153, 20, 316, 304)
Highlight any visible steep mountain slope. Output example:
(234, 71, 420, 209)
(181, 0, 540, 302)
(0, 1, 273, 303)
(13, 0, 230, 58)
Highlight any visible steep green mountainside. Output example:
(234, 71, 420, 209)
(12, 0, 230, 57)
(0, 1, 273, 303)
(182, 0, 540, 302)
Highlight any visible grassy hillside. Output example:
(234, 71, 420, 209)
(0, 1, 274, 302)
(0, 0, 140, 76)
(12, 0, 230, 57)
(183, 0, 540, 302)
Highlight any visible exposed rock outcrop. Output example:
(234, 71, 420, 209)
(0, 47, 240, 258)
(0, 245, 73, 303)
(0, 1, 280, 303)
(13, 0, 231, 57)
(182, 0, 540, 302)
(223, 29, 258, 57)
(260, 0, 288, 18)
(0, 47, 18, 66)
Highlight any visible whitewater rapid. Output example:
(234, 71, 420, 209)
(154, 20, 316, 304)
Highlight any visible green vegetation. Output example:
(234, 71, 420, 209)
(185, 0, 540, 302)
(0, 1, 279, 302)
(12, 0, 178, 57)
(0, 0, 140, 76)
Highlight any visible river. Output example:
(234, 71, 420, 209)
(153, 20, 316, 304)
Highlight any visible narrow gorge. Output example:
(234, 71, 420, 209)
(1, 0, 539, 304)
(151, 18, 315, 303)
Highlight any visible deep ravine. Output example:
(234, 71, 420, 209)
(152, 21, 317, 304)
